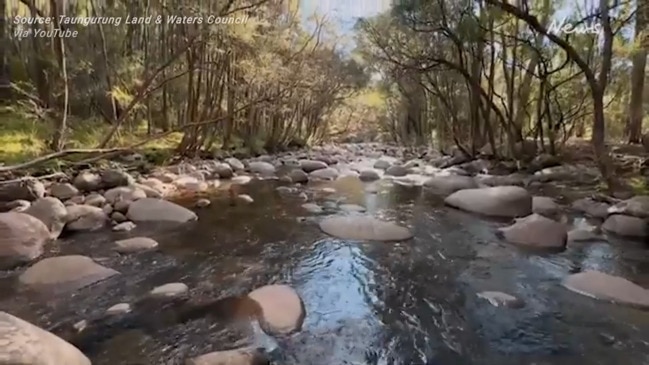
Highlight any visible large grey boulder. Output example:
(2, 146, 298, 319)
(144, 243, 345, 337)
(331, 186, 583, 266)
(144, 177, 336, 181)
(0, 212, 50, 269)
(319, 215, 412, 241)
(497, 213, 568, 249)
(19, 255, 120, 291)
(444, 186, 532, 218)
(423, 175, 478, 196)
(563, 270, 649, 309)
(602, 214, 648, 239)
(0, 311, 91, 365)
(24, 197, 68, 239)
(127, 198, 197, 223)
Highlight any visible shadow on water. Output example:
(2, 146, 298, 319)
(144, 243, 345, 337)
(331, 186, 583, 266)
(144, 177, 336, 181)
(1, 177, 649, 364)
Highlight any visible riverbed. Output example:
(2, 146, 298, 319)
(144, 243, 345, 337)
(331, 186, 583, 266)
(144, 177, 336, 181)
(1, 175, 648, 365)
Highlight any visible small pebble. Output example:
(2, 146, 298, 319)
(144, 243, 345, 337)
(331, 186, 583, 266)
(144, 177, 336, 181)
(477, 291, 524, 308)
(112, 221, 136, 232)
(149, 282, 189, 299)
(106, 303, 131, 316)
(237, 194, 254, 204)
(196, 198, 211, 208)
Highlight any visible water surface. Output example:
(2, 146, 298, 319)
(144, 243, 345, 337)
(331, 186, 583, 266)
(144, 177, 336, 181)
(1, 177, 649, 365)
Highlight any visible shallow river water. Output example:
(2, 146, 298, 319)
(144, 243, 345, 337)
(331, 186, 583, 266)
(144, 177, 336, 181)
(1, 176, 649, 365)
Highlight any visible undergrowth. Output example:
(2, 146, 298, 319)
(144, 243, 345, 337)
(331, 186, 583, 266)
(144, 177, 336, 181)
(0, 106, 182, 166)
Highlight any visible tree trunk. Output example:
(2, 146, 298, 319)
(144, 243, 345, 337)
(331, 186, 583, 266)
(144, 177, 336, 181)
(0, 0, 9, 101)
(627, 0, 648, 143)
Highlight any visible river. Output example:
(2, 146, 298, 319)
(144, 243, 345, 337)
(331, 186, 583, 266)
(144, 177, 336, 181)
(1, 173, 648, 365)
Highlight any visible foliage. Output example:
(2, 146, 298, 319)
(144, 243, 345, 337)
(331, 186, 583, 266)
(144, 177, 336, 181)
(353, 0, 649, 191)
(2, 0, 369, 159)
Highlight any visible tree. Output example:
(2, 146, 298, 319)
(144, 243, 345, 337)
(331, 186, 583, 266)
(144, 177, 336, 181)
(627, 0, 648, 143)
(355, 0, 637, 193)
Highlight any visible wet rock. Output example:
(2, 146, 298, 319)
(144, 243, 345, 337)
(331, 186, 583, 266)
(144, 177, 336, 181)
(309, 167, 339, 180)
(339, 204, 366, 213)
(403, 159, 423, 169)
(24, 197, 68, 239)
(73, 171, 102, 192)
(461, 159, 492, 175)
(127, 198, 197, 223)
(571, 198, 610, 219)
(497, 213, 568, 249)
(532, 196, 561, 218)
(567, 228, 601, 243)
(423, 175, 478, 196)
(19, 255, 119, 291)
(475, 173, 527, 187)
(607, 195, 649, 219)
(359, 169, 381, 182)
(174, 176, 208, 192)
(1, 199, 31, 212)
(196, 198, 211, 208)
(249, 161, 276, 176)
(562, 270, 649, 308)
(49, 182, 79, 200)
(114, 237, 158, 253)
(100, 169, 134, 189)
(84, 192, 106, 207)
(237, 194, 254, 204)
(153, 171, 178, 183)
(106, 303, 131, 316)
(385, 164, 408, 177)
(140, 176, 166, 188)
(112, 220, 135, 231)
(65, 204, 108, 231)
(232, 175, 252, 185)
(319, 215, 413, 241)
(149, 282, 189, 299)
(0, 311, 91, 365)
(373, 159, 392, 170)
(67, 195, 85, 205)
(444, 186, 532, 218)
(132, 183, 165, 199)
(301, 203, 323, 214)
(477, 291, 524, 308)
(112, 211, 128, 223)
(103, 186, 147, 205)
(299, 159, 328, 172)
(0, 212, 50, 269)
(288, 169, 309, 184)
(533, 164, 599, 183)
(102, 203, 113, 215)
(115, 200, 131, 214)
(602, 214, 648, 239)
(248, 284, 305, 335)
(528, 153, 561, 173)
(314, 155, 337, 165)
(187, 347, 268, 365)
(0, 178, 45, 202)
(226, 157, 245, 171)
(320, 187, 336, 194)
(214, 163, 235, 179)
(276, 186, 296, 194)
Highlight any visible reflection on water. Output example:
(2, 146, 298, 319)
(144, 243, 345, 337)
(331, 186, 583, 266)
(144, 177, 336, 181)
(0, 176, 648, 365)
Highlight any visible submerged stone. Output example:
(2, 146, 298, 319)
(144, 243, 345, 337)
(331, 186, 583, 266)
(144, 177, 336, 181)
(319, 215, 412, 241)
(563, 270, 649, 309)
